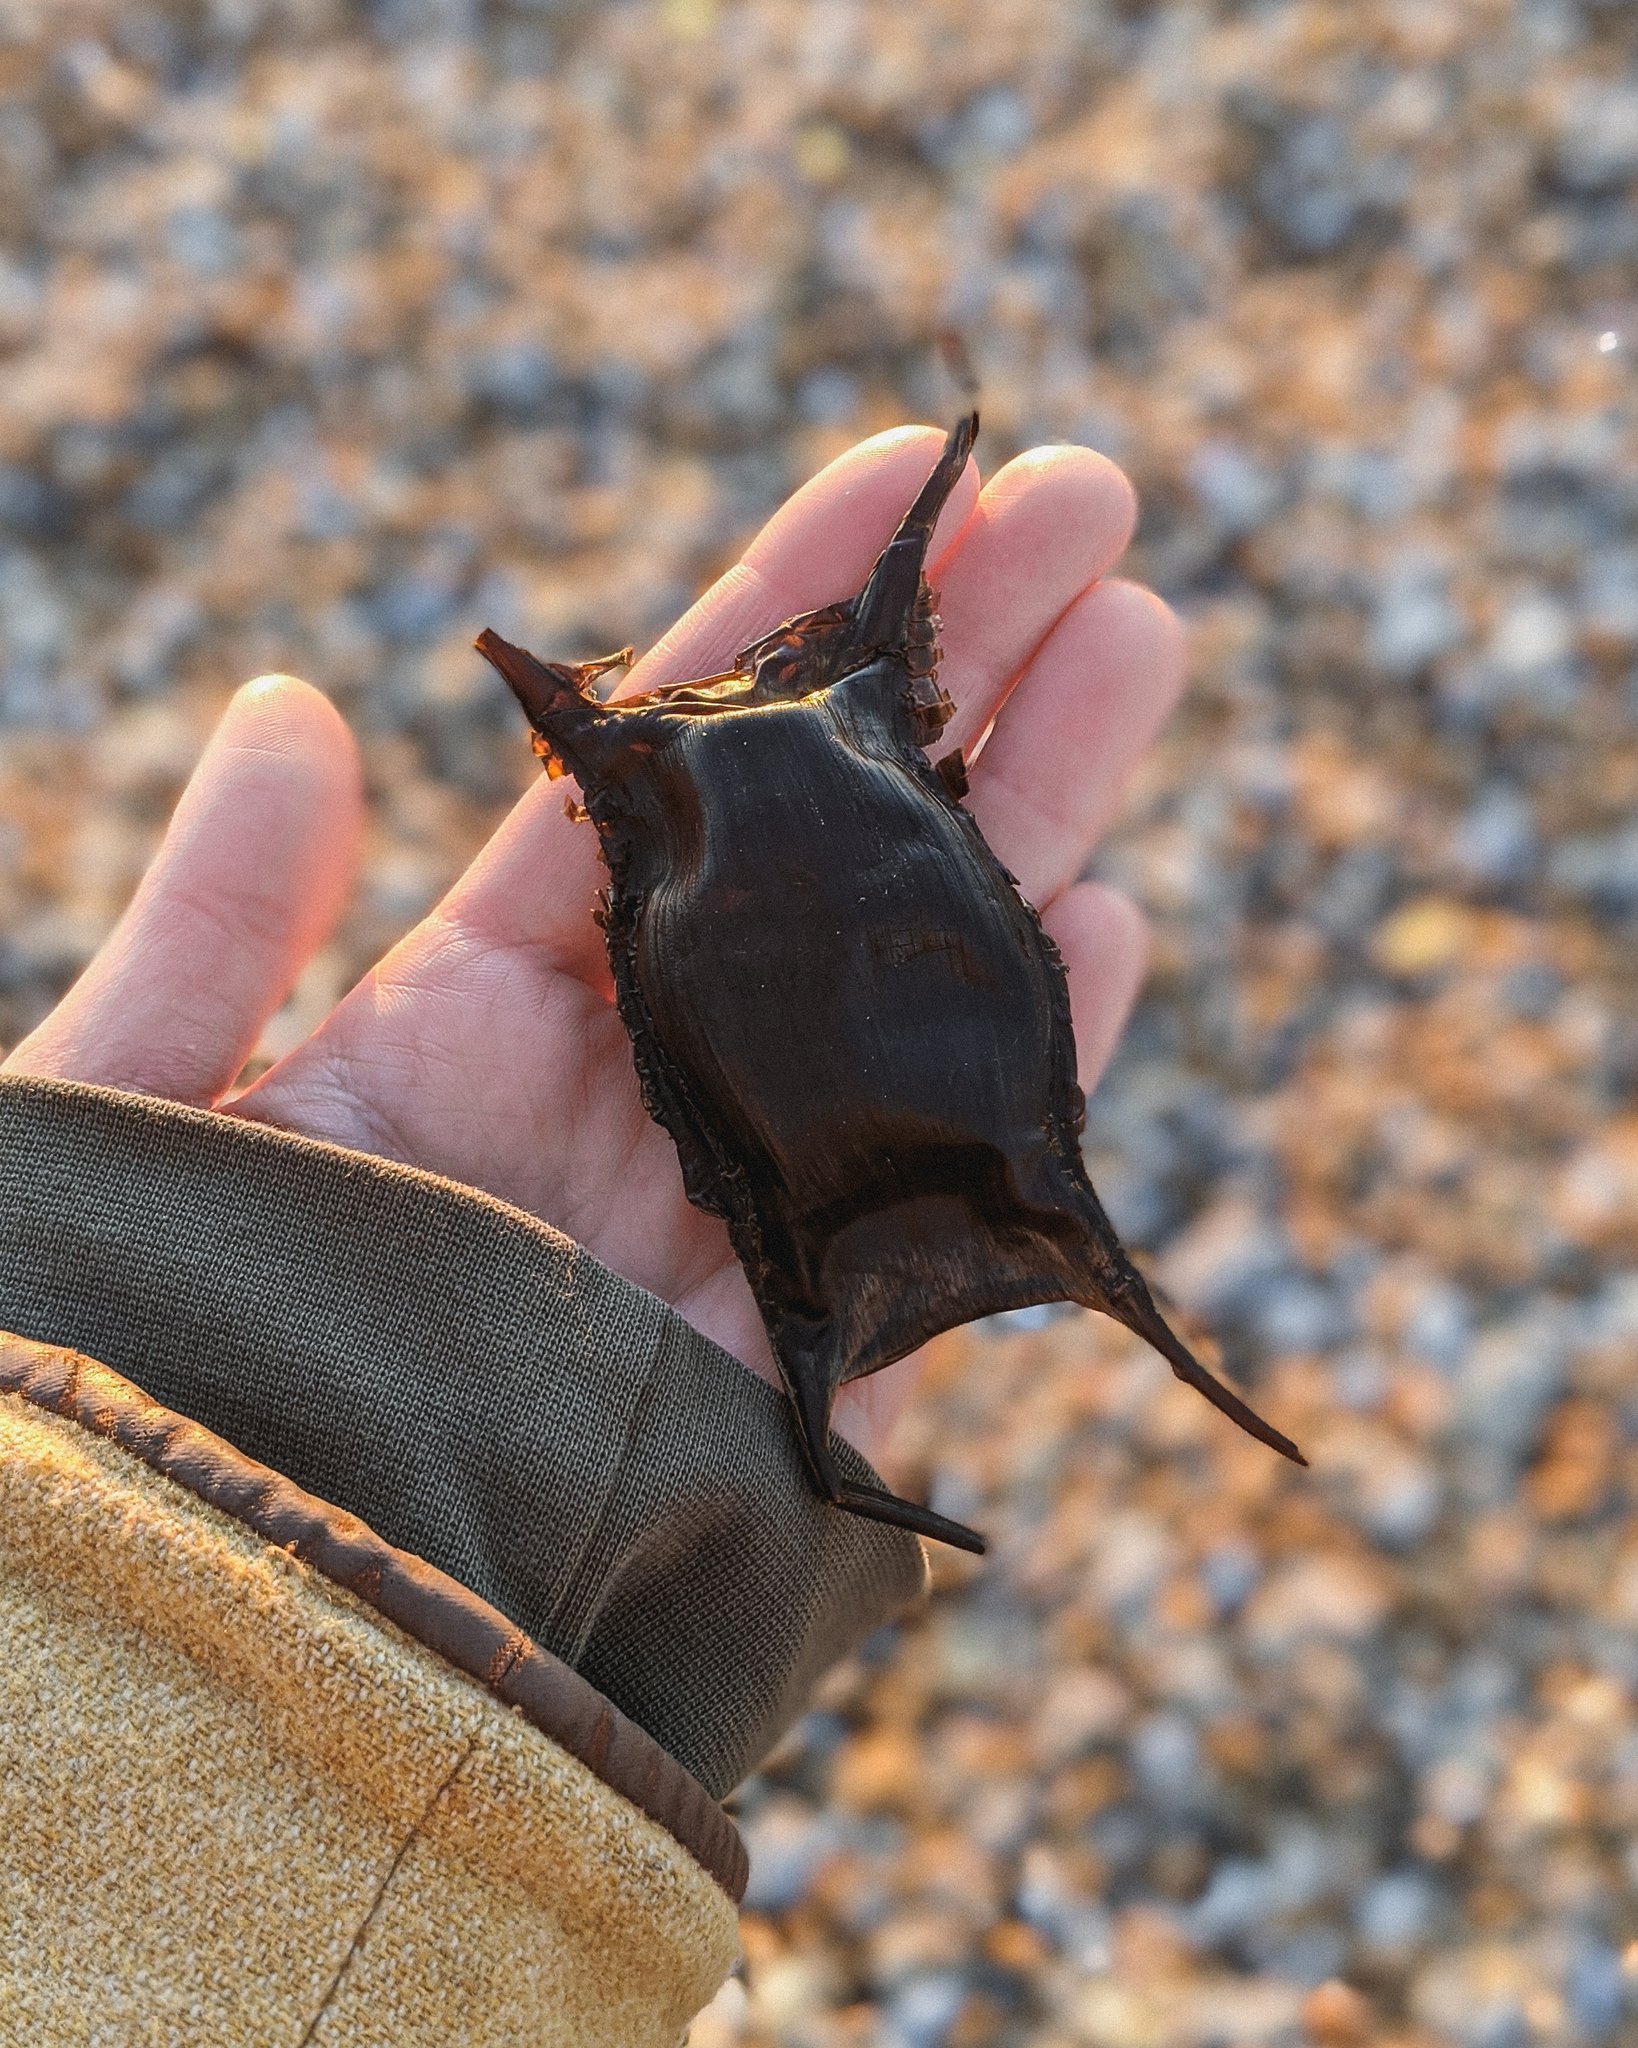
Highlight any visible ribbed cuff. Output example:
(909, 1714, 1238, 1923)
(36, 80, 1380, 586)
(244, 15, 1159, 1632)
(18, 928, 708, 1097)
(0, 1074, 925, 1795)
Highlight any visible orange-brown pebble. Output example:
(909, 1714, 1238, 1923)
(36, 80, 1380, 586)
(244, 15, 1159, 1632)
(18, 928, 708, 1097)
(1301, 1978, 1375, 2044)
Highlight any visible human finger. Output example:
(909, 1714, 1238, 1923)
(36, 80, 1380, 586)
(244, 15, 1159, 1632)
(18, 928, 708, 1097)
(450, 426, 981, 972)
(4, 676, 363, 1105)
(965, 579, 1186, 907)
(1041, 881, 1152, 1090)
(623, 424, 980, 693)
(931, 444, 1138, 756)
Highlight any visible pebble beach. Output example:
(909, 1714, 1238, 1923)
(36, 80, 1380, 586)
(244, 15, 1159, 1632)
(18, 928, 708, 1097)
(1, 2, 1635, 2042)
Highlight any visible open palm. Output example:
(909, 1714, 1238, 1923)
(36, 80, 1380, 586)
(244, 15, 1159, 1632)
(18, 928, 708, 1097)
(5, 425, 1184, 1458)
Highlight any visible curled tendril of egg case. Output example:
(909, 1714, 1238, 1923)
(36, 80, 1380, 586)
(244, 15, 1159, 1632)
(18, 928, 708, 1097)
(477, 414, 1302, 1554)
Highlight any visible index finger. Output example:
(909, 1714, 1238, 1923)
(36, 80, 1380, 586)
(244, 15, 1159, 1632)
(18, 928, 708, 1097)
(448, 428, 981, 975)
(621, 426, 980, 695)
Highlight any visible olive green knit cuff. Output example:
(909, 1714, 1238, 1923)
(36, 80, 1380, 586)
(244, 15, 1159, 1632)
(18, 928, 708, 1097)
(0, 1073, 925, 1796)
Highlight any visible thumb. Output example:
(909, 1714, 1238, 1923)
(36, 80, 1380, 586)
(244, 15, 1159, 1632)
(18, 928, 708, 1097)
(4, 676, 363, 1108)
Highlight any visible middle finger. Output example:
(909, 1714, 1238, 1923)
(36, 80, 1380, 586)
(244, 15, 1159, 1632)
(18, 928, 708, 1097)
(931, 442, 1136, 755)
(964, 575, 1187, 908)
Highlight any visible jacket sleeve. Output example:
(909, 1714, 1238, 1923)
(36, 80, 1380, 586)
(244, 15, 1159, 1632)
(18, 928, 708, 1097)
(0, 1070, 930, 2044)
(0, 1327, 745, 2047)
(0, 1071, 925, 1797)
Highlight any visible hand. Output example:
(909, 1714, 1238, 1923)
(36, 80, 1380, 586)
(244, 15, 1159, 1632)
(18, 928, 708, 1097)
(4, 427, 1184, 1459)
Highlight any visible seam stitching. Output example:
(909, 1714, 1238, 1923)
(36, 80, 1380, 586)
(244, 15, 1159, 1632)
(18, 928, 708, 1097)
(542, 1305, 672, 1655)
(295, 1736, 477, 2047)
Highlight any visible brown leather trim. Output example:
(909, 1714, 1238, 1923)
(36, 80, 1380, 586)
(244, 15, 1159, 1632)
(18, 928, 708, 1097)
(0, 1335, 747, 1902)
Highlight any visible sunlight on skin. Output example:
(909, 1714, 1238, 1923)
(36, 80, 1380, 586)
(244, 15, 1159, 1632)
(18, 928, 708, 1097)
(3, 424, 1187, 1467)
(4, 676, 364, 1106)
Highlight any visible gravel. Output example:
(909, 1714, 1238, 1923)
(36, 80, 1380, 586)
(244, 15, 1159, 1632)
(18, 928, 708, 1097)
(1, 2, 1635, 2043)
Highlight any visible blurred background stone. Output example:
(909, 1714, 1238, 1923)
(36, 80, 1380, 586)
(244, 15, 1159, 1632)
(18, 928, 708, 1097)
(0, 1, 1634, 2043)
